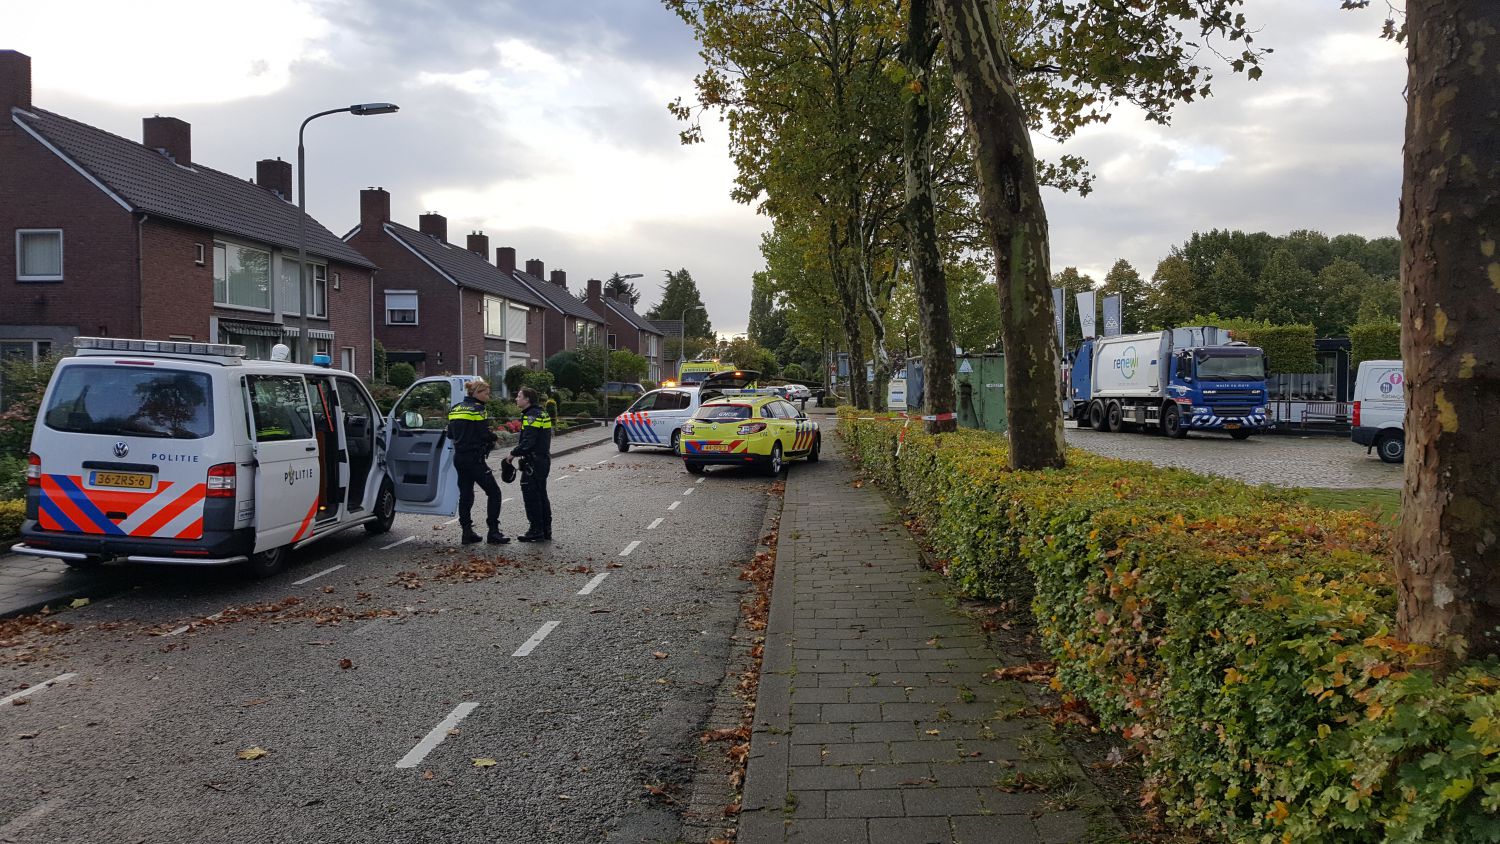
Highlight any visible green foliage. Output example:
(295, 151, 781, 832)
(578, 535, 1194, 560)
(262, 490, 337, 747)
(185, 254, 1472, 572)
(608, 350, 649, 383)
(1053, 266, 1098, 347)
(1350, 321, 1403, 371)
(520, 369, 555, 397)
(0, 352, 64, 464)
(839, 412, 1500, 843)
(546, 350, 604, 395)
(0, 499, 22, 539)
(557, 400, 599, 418)
(714, 336, 779, 379)
(486, 400, 521, 422)
(0, 453, 26, 500)
(504, 365, 530, 396)
(604, 395, 635, 417)
(646, 268, 714, 339)
(1193, 315, 1317, 374)
(604, 273, 642, 307)
(372, 339, 388, 383)
(1357, 279, 1401, 324)
(783, 363, 810, 383)
(1255, 246, 1317, 326)
(366, 381, 401, 414)
(386, 362, 416, 389)
(1099, 259, 1148, 335)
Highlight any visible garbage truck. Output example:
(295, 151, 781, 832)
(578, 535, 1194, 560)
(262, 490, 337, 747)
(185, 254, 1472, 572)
(1068, 326, 1271, 439)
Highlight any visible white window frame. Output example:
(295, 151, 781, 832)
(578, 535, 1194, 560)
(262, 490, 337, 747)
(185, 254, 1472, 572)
(213, 239, 273, 312)
(16, 229, 64, 282)
(385, 290, 419, 325)
(506, 304, 528, 344)
(194, 243, 206, 266)
(483, 296, 506, 339)
(277, 255, 328, 319)
(340, 346, 355, 372)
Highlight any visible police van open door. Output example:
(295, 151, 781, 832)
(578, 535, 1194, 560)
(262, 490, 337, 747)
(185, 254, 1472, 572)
(384, 376, 464, 516)
(246, 374, 323, 548)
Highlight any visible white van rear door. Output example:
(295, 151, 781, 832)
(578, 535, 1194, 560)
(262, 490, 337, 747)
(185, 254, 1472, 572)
(386, 377, 462, 516)
(245, 374, 322, 549)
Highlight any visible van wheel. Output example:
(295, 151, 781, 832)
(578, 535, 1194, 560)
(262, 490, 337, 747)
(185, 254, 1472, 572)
(685, 460, 705, 475)
(1088, 401, 1108, 432)
(614, 427, 630, 452)
(1106, 402, 1125, 433)
(365, 480, 396, 535)
(243, 546, 287, 579)
(1376, 431, 1405, 463)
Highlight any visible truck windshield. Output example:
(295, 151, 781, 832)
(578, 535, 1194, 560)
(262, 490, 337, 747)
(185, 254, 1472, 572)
(44, 365, 214, 439)
(1194, 351, 1266, 380)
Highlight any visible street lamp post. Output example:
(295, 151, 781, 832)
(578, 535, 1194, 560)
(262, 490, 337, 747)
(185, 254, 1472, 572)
(679, 303, 706, 378)
(295, 102, 399, 362)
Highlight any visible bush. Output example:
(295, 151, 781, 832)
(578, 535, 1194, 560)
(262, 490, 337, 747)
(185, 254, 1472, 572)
(520, 369, 555, 397)
(0, 352, 64, 464)
(641, 380, 659, 392)
(546, 350, 604, 395)
(504, 365, 531, 397)
(366, 382, 402, 414)
(783, 363, 810, 383)
(604, 396, 635, 417)
(0, 499, 22, 540)
(608, 350, 649, 382)
(0, 453, 27, 500)
(486, 400, 521, 423)
(838, 412, 1500, 843)
(1351, 320, 1402, 370)
(558, 400, 599, 418)
(387, 362, 417, 389)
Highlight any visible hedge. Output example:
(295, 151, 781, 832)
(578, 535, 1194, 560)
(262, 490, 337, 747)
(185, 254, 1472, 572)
(1351, 321, 1402, 371)
(0, 499, 21, 540)
(1192, 316, 1318, 374)
(838, 411, 1500, 843)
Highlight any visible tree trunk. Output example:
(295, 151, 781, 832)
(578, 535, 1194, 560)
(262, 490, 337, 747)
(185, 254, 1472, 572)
(859, 260, 891, 413)
(1396, 0, 1500, 661)
(932, 0, 1065, 469)
(903, 0, 958, 435)
(826, 220, 871, 409)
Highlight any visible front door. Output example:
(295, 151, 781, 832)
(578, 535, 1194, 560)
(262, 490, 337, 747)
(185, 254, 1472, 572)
(386, 377, 462, 516)
(246, 374, 321, 549)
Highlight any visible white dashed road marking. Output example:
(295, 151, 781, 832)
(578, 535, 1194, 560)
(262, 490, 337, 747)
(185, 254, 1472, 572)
(379, 536, 416, 551)
(668, 501, 681, 511)
(647, 518, 664, 530)
(556, 475, 572, 481)
(1, 673, 76, 707)
(395, 702, 480, 769)
(682, 488, 694, 496)
(695, 478, 704, 484)
(620, 540, 641, 557)
(443, 517, 461, 526)
(514, 621, 561, 657)
(595, 459, 611, 465)
(577, 573, 609, 595)
(294, 564, 347, 584)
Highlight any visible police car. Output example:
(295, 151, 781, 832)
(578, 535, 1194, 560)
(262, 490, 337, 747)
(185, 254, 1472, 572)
(613, 370, 759, 454)
(14, 337, 483, 577)
(680, 389, 820, 475)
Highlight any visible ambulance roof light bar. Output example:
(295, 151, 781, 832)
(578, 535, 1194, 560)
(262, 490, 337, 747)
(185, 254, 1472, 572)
(74, 337, 247, 360)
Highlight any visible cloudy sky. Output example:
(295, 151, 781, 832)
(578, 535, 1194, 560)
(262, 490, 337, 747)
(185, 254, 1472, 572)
(8, 1, 1406, 334)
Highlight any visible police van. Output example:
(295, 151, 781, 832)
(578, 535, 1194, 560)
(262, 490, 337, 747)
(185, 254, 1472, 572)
(13, 337, 478, 577)
(614, 370, 759, 454)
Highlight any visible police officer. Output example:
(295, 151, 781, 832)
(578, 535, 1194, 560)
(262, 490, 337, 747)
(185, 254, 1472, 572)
(447, 379, 508, 545)
(504, 386, 551, 542)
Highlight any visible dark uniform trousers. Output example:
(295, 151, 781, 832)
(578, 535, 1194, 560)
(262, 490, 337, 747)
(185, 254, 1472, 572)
(456, 454, 501, 532)
(520, 456, 551, 536)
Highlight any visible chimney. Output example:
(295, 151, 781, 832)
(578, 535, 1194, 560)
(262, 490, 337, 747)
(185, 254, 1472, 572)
(419, 212, 447, 242)
(143, 116, 191, 165)
(0, 50, 31, 112)
(496, 247, 517, 274)
(255, 158, 292, 201)
(587, 278, 602, 302)
(360, 187, 390, 229)
(466, 231, 489, 259)
(550, 270, 567, 288)
(525, 259, 545, 278)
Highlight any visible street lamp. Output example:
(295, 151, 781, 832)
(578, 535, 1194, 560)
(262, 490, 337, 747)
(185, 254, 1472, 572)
(295, 102, 399, 362)
(679, 303, 706, 377)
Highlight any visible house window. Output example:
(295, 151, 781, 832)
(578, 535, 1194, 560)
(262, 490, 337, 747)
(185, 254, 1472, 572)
(16, 229, 63, 281)
(213, 242, 271, 310)
(607, 333, 616, 350)
(277, 257, 327, 318)
(484, 296, 506, 338)
(647, 335, 659, 357)
(194, 243, 205, 266)
(506, 305, 528, 343)
(385, 291, 418, 325)
(332, 272, 341, 291)
(484, 351, 508, 394)
(340, 346, 355, 373)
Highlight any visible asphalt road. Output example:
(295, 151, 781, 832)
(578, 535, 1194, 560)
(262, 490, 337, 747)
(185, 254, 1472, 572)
(0, 437, 773, 844)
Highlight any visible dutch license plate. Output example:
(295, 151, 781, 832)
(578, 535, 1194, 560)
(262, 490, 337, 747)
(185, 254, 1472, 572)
(1223, 422, 1241, 430)
(700, 444, 729, 453)
(91, 471, 152, 489)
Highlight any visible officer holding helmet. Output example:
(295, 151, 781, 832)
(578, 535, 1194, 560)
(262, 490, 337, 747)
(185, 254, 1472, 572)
(503, 386, 551, 541)
(447, 379, 507, 545)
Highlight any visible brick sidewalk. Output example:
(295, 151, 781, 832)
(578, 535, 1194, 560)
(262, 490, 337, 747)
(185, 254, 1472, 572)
(738, 433, 1118, 843)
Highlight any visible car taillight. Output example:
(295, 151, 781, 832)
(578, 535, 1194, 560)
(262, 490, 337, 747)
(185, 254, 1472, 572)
(1352, 401, 1361, 427)
(26, 452, 40, 486)
(737, 422, 767, 435)
(206, 463, 237, 497)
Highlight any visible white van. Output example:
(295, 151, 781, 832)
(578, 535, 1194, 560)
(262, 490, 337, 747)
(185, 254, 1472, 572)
(13, 337, 474, 576)
(1351, 359, 1405, 463)
(612, 370, 762, 454)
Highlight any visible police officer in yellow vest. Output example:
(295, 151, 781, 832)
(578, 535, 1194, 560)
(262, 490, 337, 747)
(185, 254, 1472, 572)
(447, 379, 508, 545)
(503, 386, 552, 542)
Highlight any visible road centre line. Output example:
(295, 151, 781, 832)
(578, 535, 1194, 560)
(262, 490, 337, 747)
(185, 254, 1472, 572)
(1, 673, 77, 707)
(395, 702, 480, 769)
(379, 536, 416, 551)
(577, 573, 609, 595)
(620, 540, 641, 557)
(668, 501, 681, 510)
(294, 564, 347, 584)
(556, 474, 572, 480)
(647, 518, 664, 530)
(696, 478, 704, 484)
(682, 488, 694, 496)
(0, 799, 64, 838)
(595, 459, 611, 465)
(513, 621, 561, 657)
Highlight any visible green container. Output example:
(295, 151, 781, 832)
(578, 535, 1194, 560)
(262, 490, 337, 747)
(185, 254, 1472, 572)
(953, 353, 1007, 433)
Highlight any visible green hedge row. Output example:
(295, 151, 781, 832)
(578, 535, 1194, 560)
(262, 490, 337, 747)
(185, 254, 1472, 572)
(1351, 321, 1402, 371)
(838, 411, 1499, 843)
(0, 499, 22, 540)
(1192, 316, 1318, 374)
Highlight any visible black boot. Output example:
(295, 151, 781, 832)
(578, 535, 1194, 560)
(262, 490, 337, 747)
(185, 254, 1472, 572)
(517, 531, 547, 542)
(461, 527, 483, 545)
(487, 529, 510, 545)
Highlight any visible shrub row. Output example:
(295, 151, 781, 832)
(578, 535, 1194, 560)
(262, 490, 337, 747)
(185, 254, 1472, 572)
(837, 411, 1499, 843)
(0, 499, 21, 540)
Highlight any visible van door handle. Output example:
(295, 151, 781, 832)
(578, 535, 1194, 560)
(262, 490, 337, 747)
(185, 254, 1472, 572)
(305, 445, 317, 452)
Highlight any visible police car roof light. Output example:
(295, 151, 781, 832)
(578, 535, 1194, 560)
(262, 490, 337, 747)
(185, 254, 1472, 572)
(74, 336, 247, 359)
(312, 354, 333, 368)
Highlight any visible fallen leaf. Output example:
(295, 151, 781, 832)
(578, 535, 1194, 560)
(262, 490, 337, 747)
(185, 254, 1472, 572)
(447, 728, 461, 737)
(472, 757, 497, 768)
(320, 586, 335, 594)
(69, 598, 90, 609)
(11, 699, 29, 706)
(652, 651, 669, 659)
(236, 746, 269, 760)
(339, 658, 354, 670)
(723, 802, 741, 816)
(241, 698, 270, 708)
(557, 794, 573, 800)
(991, 661, 1056, 683)
(17, 732, 38, 740)
(422, 771, 435, 780)
(924, 729, 941, 736)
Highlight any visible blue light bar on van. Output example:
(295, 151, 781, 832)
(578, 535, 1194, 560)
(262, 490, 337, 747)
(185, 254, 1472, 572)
(73, 337, 246, 357)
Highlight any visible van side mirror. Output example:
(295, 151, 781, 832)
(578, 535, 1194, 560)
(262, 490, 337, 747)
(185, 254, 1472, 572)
(403, 411, 423, 429)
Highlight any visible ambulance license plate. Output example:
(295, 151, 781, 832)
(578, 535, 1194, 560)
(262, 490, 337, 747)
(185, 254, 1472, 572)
(91, 471, 152, 489)
(700, 444, 729, 453)
(1223, 422, 1241, 430)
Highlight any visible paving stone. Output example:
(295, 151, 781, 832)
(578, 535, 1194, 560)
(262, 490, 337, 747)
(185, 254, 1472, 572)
(784, 818, 869, 844)
(952, 814, 1042, 844)
(788, 765, 860, 791)
(820, 742, 889, 765)
(866, 817, 952, 844)
(826, 789, 905, 819)
(902, 787, 988, 817)
(820, 703, 882, 723)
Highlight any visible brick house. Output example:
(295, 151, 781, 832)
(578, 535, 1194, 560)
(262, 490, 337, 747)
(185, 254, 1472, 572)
(344, 188, 546, 391)
(0, 50, 377, 378)
(585, 278, 666, 382)
(500, 250, 605, 364)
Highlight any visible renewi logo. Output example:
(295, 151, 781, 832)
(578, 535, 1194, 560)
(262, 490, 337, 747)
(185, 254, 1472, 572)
(1112, 345, 1139, 379)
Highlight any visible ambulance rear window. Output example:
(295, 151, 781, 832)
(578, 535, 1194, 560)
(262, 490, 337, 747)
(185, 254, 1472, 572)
(44, 365, 214, 439)
(695, 403, 751, 421)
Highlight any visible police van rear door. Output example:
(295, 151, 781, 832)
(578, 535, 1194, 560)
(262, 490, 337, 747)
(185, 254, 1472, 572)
(245, 374, 323, 549)
(385, 376, 462, 516)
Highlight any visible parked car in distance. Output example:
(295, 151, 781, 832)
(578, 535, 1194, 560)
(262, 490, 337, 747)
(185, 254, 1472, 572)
(1351, 359, 1405, 463)
(602, 381, 645, 396)
(786, 384, 812, 400)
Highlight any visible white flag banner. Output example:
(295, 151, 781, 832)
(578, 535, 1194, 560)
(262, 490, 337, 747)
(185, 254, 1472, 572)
(1076, 290, 1097, 339)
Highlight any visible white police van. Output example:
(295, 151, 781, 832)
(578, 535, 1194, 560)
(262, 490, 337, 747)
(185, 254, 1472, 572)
(13, 337, 477, 577)
(612, 370, 760, 454)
